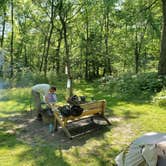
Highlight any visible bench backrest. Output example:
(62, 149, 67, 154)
(80, 100, 106, 115)
(60, 100, 106, 125)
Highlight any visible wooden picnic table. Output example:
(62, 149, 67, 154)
(51, 100, 111, 139)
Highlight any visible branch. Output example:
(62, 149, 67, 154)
(140, 0, 158, 12)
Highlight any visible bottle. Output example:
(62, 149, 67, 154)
(49, 123, 53, 133)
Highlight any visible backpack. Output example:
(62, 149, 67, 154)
(70, 105, 83, 116)
(67, 95, 80, 106)
(58, 105, 71, 117)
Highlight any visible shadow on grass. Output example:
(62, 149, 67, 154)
(17, 146, 70, 166)
(123, 109, 143, 119)
(0, 112, 113, 165)
(0, 132, 19, 148)
(0, 132, 70, 166)
(0, 81, 154, 165)
(0, 111, 112, 149)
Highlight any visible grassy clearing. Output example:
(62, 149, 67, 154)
(0, 81, 166, 166)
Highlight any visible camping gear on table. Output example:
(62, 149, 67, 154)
(115, 132, 166, 166)
(51, 100, 111, 139)
(58, 105, 71, 117)
(70, 105, 83, 116)
(67, 95, 87, 106)
(58, 105, 84, 117)
(58, 95, 85, 118)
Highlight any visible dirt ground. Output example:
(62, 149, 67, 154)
(6, 111, 114, 150)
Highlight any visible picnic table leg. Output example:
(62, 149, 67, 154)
(54, 112, 73, 139)
(54, 117, 58, 131)
(100, 100, 111, 125)
(62, 126, 73, 139)
(101, 115, 111, 125)
(90, 117, 94, 123)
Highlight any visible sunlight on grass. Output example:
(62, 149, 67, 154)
(0, 100, 29, 117)
(62, 132, 121, 165)
(0, 144, 69, 166)
(0, 82, 166, 166)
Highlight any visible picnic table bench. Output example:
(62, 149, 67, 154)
(51, 100, 111, 139)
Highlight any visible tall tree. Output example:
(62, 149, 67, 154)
(0, 8, 6, 48)
(158, 0, 166, 75)
(102, 0, 114, 76)
(10, 0, 14, 78)
(43, 0, 56, 77)
(58, 0, 73, 97)
(53, 27, 63, 74)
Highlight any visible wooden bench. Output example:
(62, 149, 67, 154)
(51, 100, 111, 139)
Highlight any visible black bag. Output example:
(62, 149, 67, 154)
(67, 95, 80, 106)
(80, 96, 86, 103)
(58, 105, 71, 117)
(70, 105, 83, 116)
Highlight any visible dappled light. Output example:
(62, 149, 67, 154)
(0, 0, 166, 165)
(0, 81, 165, 165)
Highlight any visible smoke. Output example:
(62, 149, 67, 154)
(0, 78, 9, 90)
(0, 81, 5, 89)
(0, 49, 5, 67)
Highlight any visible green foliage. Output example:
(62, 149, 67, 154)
(5, 70, 48, 87)
(3, 70, 68, 88)
(1, 0, 163, 80)
(157, 98, 166, 107)
(153, 88, 166, 107)
(98, 72, 165, 100)
(121, 73, 163, 98)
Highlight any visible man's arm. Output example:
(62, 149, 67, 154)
(44, 95, 52, 108)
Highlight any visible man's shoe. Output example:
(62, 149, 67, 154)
(36, 114, 42, 121)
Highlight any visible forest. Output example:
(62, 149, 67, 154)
(0, 0, 166, 81)
(0, 0, 166, 165)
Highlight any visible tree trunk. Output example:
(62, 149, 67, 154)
(1, 8, 6, 48)
(44, 24, 54, 77)
(158, 0, 166, 75)
(24, 45, 28, 67)
(39, 35, 47, 72)
(135, 32, 139, 74)
(63, 23, 73, 97)
(10, 0, 14, 78)
(59, 0, 73, 97)
(43, 0, 55, 77)
(134, 24, 147, 74)
(85, 9, 89, 80)
(53, 28, 63, 74)
(103, 5, 112, 76)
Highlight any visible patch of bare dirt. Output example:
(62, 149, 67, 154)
(7, 111, 114, 150)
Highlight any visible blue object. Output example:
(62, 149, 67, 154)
(49, 123, 54, 133)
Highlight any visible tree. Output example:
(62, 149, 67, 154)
(58, 0, 73, 97)
(10, 0, 14, 78)
(158, 0, 166, 75)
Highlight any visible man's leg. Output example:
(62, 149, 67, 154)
(32, 90, 42, 120)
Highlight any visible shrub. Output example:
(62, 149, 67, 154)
(153, 89, 166, 107)
(3, 69, 68, 88)
(98, 72, 166, 100)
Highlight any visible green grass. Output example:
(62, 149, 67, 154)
(0, 80, 166, 166)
